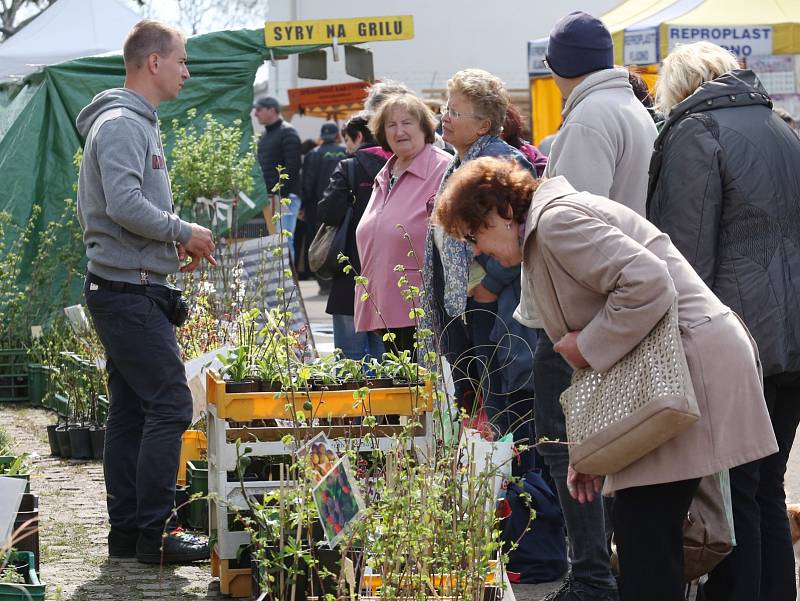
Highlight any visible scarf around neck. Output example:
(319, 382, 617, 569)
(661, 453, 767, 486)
(423, 135, 499, 324)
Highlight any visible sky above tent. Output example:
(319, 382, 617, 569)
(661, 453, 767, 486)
(0, 0, 141, 81)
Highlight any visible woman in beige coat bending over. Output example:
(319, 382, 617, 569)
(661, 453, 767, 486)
(434, 156, 777, 601)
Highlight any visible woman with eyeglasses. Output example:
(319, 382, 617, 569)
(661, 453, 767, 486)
(422, 69, 537, 463)
(435, 156, 777, 601)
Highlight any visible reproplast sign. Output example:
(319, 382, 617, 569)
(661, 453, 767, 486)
(667, 25, 773, 58)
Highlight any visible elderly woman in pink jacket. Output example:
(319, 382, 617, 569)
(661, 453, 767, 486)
(354, 93, 451, 354)
(434, 156, 777, 601)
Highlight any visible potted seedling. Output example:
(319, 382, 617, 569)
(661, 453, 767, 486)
(0, 454, 30, 493)
(308, 355, 341, 391)
(0, 549, 45, 599)
(218, 346, 257, 393)
(337, 358, 365, 390)
(255, 357, 284, 392)
(364, 356, 394, 389)
(218, 308, 261, 393)
(65, 355, 92, 460)
(82, 358, 107, 460)
(382, 350, 419, 387)
(52, 355, 73, 458)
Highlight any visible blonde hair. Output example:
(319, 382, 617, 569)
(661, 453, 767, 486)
(655, 42, 739, 114)
(369, 92, 437, 152)
(447, 69, 509, 136)
(123, 20, 185, 69)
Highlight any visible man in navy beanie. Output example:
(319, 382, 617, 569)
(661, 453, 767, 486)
(530, 11, 657, 601)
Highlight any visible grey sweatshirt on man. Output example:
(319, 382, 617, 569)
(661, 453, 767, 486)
(76, 88, 192, 286)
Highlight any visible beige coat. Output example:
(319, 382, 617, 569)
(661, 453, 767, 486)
(515, 177, 777, 493)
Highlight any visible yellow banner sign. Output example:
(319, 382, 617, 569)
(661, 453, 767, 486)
(265, 15, 414, 47)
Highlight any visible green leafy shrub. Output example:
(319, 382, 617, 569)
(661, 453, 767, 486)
(169, 109, 257, 219)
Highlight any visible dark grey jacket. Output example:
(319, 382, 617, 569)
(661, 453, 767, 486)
(301, 141, 346, 214)
(257, 119, 301, 196)
(647, 69, 800, 376)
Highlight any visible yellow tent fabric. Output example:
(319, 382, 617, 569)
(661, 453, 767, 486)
(602, 0, 679, 30)
(530, 78, 562, 146)
(659, 0, 800, 56)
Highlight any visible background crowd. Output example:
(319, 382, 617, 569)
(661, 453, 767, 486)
(251, 11, 800, 601)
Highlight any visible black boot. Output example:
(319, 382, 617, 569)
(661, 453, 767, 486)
(108, 527, 138, 558)
(136, 528, 209, 564)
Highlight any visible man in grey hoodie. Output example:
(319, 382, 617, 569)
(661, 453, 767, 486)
(530, 11, 657, 601)
(76, 19, 214, 565)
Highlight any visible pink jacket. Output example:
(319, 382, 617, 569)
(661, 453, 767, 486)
(354, 143, 451, 332)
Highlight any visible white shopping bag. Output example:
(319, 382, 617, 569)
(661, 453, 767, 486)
(460, 427, 514, 502)
(184, 346, 231, 421)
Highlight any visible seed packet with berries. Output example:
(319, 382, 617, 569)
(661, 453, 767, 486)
(312, 455, 366, 547)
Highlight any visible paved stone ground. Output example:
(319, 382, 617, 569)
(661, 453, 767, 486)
(1, 404, 220, 600)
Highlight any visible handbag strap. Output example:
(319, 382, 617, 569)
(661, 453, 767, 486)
(346, 158, 357, 204)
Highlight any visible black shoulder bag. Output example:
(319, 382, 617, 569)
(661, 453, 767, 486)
(309, 159, 357, 280)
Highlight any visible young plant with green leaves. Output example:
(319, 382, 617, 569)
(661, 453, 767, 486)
(169, 109, 257, 227)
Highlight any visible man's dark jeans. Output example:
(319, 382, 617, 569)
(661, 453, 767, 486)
(84, 278, 192, 536)
(533, 330, 617, 590)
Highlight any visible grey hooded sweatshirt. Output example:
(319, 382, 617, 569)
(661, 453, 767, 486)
(76, 88, 192, 286)
(543, 68, 657, 217)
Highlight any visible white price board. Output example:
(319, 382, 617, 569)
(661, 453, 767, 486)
(528, 40, 549, 76)
(624, 27, 659, 65)
(750, 55, 797, 95)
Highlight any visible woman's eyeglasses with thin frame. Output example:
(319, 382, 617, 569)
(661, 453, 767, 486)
(442, 103, 481, 120)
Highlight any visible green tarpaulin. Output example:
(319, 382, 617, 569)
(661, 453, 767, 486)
(0, 27, 323, 257)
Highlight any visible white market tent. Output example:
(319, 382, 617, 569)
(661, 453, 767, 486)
(0, 0, 141, 82)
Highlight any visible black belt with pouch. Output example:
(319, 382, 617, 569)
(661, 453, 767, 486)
(86, 272, 190, 327)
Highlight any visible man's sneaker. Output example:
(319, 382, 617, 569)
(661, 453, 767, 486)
(136, 528, 210, 564)
(108, 527, 138, 558)
(542, 575, 620, 601)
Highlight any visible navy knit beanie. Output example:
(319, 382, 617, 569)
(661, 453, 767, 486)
(546, 11, 613, 78)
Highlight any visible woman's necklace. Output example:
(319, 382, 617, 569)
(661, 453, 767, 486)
(389, 160, 409, 190)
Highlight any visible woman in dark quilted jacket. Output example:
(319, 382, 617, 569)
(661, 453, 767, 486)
(647, 41, 800, 601)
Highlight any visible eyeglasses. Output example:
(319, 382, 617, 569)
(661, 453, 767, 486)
(442, 102, 482, 120)
(543, 57, 550, 70)
(464, 232, 477, 244)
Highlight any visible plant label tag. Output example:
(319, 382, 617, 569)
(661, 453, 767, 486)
(312, 455, 366, 547)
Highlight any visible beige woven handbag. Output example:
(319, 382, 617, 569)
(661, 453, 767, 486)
(559, 301, 700, 475)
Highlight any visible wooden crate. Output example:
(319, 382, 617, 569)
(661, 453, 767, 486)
(211, 545, 252, 598)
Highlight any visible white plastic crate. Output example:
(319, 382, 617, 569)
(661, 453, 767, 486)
(209, 498, 252, 560)
(208, 474, 287, 560)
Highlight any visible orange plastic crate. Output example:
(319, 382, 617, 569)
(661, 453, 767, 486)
(177, 429, 207, 486)
(206, 369, 433, 421)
